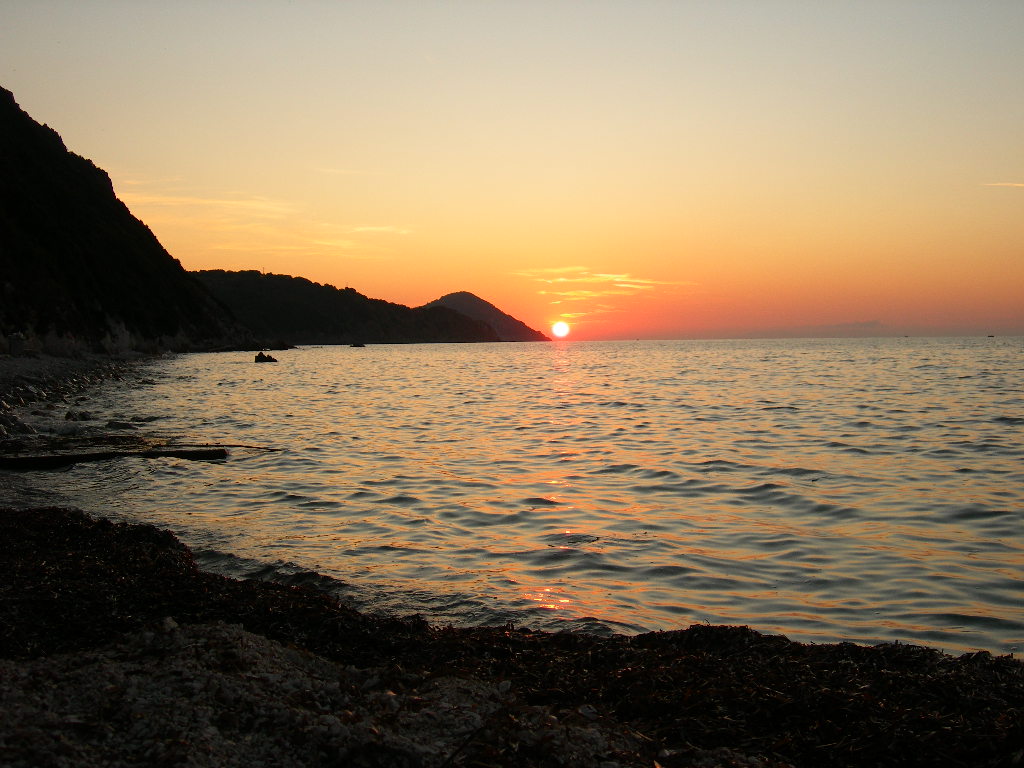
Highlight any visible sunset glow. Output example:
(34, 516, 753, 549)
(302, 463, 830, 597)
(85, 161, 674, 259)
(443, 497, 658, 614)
(2, 2, 1022, 339)
(551, 321, 570, 338)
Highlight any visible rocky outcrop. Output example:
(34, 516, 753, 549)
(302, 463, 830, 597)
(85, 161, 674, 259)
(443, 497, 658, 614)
(0, 86, 242, 353)
(422, 291, 549, 341)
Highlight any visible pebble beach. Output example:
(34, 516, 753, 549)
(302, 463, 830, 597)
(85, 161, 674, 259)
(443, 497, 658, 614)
(2, 355, 1023, 767)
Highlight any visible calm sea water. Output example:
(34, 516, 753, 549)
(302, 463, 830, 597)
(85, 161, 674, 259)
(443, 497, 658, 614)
(7, 338, 1024, 654)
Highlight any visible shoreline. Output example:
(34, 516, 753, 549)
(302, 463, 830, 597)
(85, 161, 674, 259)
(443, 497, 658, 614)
(0, 352, 139, 439)
(1, 506, 1022, 768)
(0, 351, 135, 395)
(2, 356, 1023, 766)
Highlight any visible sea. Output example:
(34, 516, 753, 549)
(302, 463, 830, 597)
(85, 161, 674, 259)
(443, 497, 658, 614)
(5, 337, 1023, 655)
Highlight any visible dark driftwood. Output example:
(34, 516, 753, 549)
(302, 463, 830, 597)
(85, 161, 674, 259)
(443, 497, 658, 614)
(1, 431, 281, 471)
(0, 446, 229, 470)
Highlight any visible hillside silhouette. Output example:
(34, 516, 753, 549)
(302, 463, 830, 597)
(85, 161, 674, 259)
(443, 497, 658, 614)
(422, 292, 549, 341)
(0, 87, 242, 354)
(1, 85, 544, 353)
(194, 270, 504, 345)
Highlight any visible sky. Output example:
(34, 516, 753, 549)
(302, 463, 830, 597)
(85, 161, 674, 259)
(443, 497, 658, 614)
(2, 1, 1022, 340)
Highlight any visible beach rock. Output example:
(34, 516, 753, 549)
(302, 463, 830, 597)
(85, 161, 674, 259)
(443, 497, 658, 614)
(105, 420, 137, 430)
(0, 412, 35, 434)
(53, 422, 88, 437)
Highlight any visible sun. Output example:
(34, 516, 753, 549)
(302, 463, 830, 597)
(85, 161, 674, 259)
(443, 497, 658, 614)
(551, 321, 570, 338)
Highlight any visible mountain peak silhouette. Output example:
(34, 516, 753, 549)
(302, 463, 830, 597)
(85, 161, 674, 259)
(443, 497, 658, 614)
(423, 292, 549, 341)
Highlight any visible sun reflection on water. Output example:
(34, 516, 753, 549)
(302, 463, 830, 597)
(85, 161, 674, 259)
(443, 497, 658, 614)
(523, 586, 575, 611)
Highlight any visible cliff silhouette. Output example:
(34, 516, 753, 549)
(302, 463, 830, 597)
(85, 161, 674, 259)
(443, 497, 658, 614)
(422, 291, 550, 341)
(194, 270, 504, 345)
(0, 87, 242, 354)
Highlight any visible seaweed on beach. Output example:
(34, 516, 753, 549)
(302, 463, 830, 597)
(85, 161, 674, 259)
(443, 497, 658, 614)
(1, 506, 1022, 767)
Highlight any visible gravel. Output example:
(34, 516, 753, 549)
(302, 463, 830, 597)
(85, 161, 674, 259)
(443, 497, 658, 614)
(1, 619, 636, 768)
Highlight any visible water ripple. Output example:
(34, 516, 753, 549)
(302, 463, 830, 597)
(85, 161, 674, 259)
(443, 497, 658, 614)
(16, 336, 1024, 655)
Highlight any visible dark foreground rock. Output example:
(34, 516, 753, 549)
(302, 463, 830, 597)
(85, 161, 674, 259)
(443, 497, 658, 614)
(1, 507, 1022, 767)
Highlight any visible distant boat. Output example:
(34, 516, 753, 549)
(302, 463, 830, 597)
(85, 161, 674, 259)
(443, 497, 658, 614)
(350, 342, 366, 348)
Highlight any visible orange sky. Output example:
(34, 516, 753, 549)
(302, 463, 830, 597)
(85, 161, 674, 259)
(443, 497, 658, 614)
(2, 2, 1022, 339)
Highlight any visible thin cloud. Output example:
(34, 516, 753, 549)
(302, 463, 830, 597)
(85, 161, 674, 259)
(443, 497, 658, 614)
(512, 267, 591, 279)
(539, 289, 633, 300)
(121, 192, 295, 216)
(599, 275, 688, 287)
(983, 182, 1024, 187)
(519, 266, 695, 302)
(120, 184, 393, 262)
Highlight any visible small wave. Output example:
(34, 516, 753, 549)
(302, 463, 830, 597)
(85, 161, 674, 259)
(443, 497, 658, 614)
(640, 468, 679, 479)
(825, 441, 872, 454)
(522, 496, 564, 506)
(258, 490, 314, 503)
(734, 482, 785, 495)
(292, 499, 347, 511)
(992, 415, 1023, 425)
(529, 546, 598, 566)
(592, 463, 640, 474)
(346, 490, 379, 499)
(193, 549, 353, 595)
(811, 502, 861, 519)
(543, 532, 600, 547)
(640, 564, 697, 578)
(925, 612, 1024, 633)
(445, 508, 534, 527)
(630, 479, 719, 496)
(374, 494, 422, 506)
(949, 505, 1014, 522)
(951, 439, 1018, 454)
(773, 466, 824, 478)
(693, 459, 746, 472)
